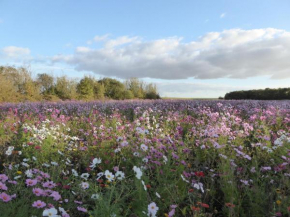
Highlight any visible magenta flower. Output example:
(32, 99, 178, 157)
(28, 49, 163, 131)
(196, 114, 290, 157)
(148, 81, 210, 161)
(0, 182, 8, 191)
(50, 191, 61, 201)
(0, 174, 8, 182)
(32, 200, 46, 208)
(0, 192, 12, 202)
(43, 181, 56, 189)
(77, 206, 87, 212)
(33, 188, 44, 196)
(26, 179, 38, 186)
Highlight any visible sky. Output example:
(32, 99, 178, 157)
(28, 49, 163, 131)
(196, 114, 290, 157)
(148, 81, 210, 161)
(1, 0, 290, 98)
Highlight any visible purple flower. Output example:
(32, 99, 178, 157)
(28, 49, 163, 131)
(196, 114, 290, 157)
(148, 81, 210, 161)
(33, 188, 44, 196)
(0, 182, 8, 191)
(32, 200, 46, 208)
(26, 179, 38, 186)
(0, 192, 12, 202)
(77, 206, 87, 212)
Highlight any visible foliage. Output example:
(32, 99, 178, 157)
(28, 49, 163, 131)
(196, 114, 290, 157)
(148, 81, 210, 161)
(0, 66, 160, 103)
(225, 88, 290, 100)
(0, 100, 290, 217)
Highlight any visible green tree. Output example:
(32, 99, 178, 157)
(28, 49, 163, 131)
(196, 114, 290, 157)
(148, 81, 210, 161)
(37, 73, 54, 94)
(144, 83, 160, 99)
(124, 78, 145, 98)
(99, 78, 126, 100)
(76, 76, 95, 100)
(93, 82, 105, 99)
(55, 76, 77, 100)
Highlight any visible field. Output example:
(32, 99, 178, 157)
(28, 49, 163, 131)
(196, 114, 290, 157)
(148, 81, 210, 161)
(0, 100, 290, 217)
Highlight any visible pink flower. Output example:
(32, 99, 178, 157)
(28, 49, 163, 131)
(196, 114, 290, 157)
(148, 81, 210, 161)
(32, 200, 46, 208)
(41, 172, 50, 179)
(0, 182, 8, 191)
(50, 191, 61, 201)
(8, 180, 17, 185)
(26, 179, 38, 186)
(33, 188, 44, 196)
(0, 192, 12, 202)
(0, 174, 8, 182)
(77, 206, 87, 212)
(43, 181, 56, 189)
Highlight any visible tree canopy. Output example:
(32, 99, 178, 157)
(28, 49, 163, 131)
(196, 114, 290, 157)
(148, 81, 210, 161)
(0, 66, 161, 103)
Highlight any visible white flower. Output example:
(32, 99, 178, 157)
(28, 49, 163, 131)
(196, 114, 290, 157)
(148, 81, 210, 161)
(163, 155, 168, 164)
(91, 193, 100, 199)
(81, 182, 90, 189)
(72, 169, 78, 177)
(42, 163, 50, 168)
(81, 173, 90, 180)
(51, 161, 58, 166)
(155, 192, 161, 198)
(133, 166, 143, 179)
(105, 170, 115, 182)
(148, 202, 159, 217)
(141, 180, 147, 191)
(96, 172, 104, 180)
(115, 171, 125, 180)
(133, 152, 140, 157)
(58, 207, 68, 216)
(90, 158, 102, 169)
(25, 169, 33, 178)
(193, 182, 204, 193)
(42, 208, 60, 217)
(181, 175, 189, 183)
(140, 144, 148, 152)
(142, 158, 149, 163)
(14, 175, 21, 180)
(5, 146, 14, 156)
(21, 162, 29, 167)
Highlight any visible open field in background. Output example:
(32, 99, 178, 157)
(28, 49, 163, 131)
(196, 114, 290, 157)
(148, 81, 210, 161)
(162, 98, 218, 100)
(0, 100, 290, 217)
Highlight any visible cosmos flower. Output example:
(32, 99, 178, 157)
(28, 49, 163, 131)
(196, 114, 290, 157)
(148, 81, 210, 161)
(148, 202, 159, 217)
(0, 192, 12, 202)
(43, 208, 60, 217)
(105, 170, 115, 182)
(80, 182, 90, 189)
(133, 166, 142, 179)
(32, 200, 46, 208)
(89, 158, 102, 169)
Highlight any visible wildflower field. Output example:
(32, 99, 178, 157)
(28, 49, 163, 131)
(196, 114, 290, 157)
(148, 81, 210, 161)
(0, 100, 290, 217)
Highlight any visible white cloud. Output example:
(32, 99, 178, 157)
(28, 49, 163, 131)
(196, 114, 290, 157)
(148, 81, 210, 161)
(220, 13, 226, 18)
(104, 36, 140, 48)
(157, 82, 240, 98)
(51, 28, 290, 80)
(1, 46, 31, 59)
(93, 34, 110, 42)
(87, 34, 110, 44)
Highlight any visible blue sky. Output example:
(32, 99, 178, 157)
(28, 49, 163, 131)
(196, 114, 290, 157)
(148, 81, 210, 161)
(1, 0, 290, 98)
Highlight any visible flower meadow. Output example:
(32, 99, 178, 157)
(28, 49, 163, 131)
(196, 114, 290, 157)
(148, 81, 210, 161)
(0, 100, 290, 217)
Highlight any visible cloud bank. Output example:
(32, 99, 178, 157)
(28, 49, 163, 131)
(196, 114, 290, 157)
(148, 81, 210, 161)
(1, 46, 32, 62)
(52, 28, 290, 80)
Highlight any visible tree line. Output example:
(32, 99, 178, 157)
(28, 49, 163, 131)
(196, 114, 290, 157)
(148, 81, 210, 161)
(224, 88, 290, 100)
(0, 66, 160, 103)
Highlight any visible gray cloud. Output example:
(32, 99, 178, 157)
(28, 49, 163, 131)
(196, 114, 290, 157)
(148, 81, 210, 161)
(52, 28, 290, 80)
